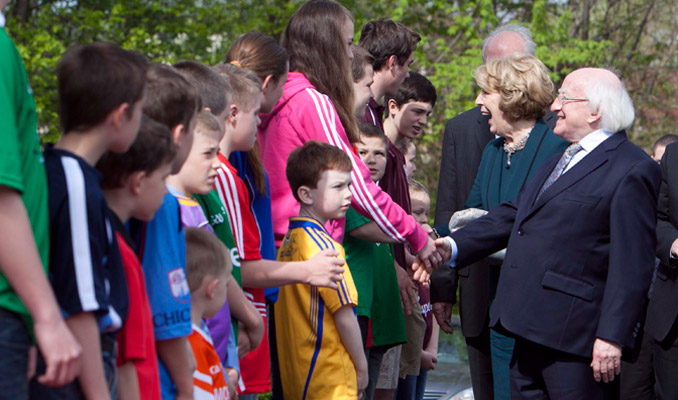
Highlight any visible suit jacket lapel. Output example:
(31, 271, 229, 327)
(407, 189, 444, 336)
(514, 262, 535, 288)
(475, 108, 493, 153)
(532, 150, 608, 209)
(521, 132, 626, 221)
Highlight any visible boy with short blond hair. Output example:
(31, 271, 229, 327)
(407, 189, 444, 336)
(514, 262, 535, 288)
(177, 62, 265, 399)
(166, 111, 223, 228)
(32, 42, 148, 400)
(97, 116, 176, 400)
(276, 140, 367, 400)
(185, 227, 233, 400)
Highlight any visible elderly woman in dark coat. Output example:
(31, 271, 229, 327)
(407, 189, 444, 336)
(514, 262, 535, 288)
(461, 53, 568, 400)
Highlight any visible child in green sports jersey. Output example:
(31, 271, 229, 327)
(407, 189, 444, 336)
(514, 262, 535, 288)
(0, 2, 80, 396)
(177, 62, 264, 398)
(343, 122, 408, 399)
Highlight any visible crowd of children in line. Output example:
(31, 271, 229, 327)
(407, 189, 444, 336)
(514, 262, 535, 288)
(0, 0, 446, 399)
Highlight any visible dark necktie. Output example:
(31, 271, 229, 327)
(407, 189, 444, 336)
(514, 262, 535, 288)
(538, 143, 583, 197)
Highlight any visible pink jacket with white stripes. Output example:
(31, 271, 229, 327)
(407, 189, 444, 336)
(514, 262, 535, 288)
(258, 72, 428, 251)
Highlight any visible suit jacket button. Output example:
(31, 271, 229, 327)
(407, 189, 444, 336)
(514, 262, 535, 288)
(517, 229, 524, 236)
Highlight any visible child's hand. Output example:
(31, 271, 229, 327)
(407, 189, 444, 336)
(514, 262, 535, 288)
(33, 316, 82, 387)
(237, 323, 253, 359)
(238, 320, 263, 358)
(395, 264, 418, 315)
(421, 350, 438, 371)
(414, 236, 443, 271)
(356, 365, 368, 398)
(225, 367, 239, 400)
(304, 249, 345, 289)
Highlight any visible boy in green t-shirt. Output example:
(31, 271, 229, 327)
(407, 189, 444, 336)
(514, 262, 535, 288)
(343, 123, 407, 399)
(0, 3, 81, 396)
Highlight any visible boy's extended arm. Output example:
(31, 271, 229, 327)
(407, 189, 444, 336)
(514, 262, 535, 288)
(421, 317, 440, 371)
(240, 249, 344, 289)
(66, 312, 110, 400)
(227, 278, 264, 352)
(333, 306, 368, 394)
(117, 362, 140, 400)
(0, 187, 81, 386)
(156, 337, 195, 400)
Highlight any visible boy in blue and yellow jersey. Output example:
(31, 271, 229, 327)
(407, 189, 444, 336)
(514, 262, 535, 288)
(275, 141, 367, 400)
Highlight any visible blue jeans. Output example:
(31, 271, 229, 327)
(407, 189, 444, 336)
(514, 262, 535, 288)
(394, 369, 428, 400)
(29, 333, 117, 399)
(0, 308, 31, 400)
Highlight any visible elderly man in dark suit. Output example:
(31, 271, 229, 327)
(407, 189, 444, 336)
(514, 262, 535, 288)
(432, 24, 556, 400)
(645, 142, 678, 399)
(430, 68, 661, 399)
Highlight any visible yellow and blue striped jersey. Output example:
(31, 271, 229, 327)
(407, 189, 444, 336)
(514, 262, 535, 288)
(275, 217, 359, 400)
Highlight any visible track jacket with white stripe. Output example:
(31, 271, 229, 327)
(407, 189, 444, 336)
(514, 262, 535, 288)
(258, 72, 428, 251)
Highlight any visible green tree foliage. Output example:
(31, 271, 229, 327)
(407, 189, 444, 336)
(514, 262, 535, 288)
(5, 0, 676, 217)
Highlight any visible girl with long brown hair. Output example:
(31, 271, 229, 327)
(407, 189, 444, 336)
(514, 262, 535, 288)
(260, 0, 432, 252)
(259, 0, 438, 397)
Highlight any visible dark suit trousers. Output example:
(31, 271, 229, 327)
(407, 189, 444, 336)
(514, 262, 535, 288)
(511, 338, 619, 400)
(620, 329, 655, 400)
(653, 322, 678, 400)
(466, 324, 494, 400)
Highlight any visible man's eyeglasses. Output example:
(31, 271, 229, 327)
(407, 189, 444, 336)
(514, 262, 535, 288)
(557, 94, 588, 105)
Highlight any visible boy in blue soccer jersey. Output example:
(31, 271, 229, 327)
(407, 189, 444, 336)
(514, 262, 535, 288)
(128, 63, 202, 400)
(30, 43, 148, 400)
(275, 141, 367, 400)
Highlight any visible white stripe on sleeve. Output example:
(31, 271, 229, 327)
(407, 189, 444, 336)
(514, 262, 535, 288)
(61, 157, 100, 312)
(305, 89, 405, 242)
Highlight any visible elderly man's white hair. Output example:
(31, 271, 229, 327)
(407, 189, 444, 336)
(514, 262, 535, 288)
(585, 73, 635, 133)
(482, 24, 536, 61)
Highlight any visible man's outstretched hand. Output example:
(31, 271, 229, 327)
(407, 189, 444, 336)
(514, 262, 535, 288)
(411, 237, 444, 283)
(434, 238, 451, 261)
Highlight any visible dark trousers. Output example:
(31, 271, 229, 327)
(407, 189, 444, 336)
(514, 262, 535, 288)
(653, 323, 678, 400)
(620, 330, 655, 400)
(511, 337, 619, 400)
(0, 309, 31, 400)
(268, 302, 284, 400)
(465, 325, 494, 400)
(358, 316, 387, 400)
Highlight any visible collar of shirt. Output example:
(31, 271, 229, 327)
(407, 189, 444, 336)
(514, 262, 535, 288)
(0, 11, 6, 28)
(578, 128, 615, 153)
(563, 128, 614, 173)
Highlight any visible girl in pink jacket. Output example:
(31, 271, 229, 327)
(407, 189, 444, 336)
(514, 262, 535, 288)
(258, 0, 433, 262)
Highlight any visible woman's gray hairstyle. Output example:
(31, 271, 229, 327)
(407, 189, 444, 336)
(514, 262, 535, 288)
(585, 77, 635, 132)
(482, 24, 536, 61)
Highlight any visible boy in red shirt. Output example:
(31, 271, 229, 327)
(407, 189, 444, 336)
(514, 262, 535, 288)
(97, 116, 177, 400)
